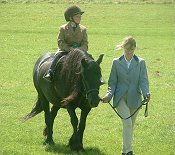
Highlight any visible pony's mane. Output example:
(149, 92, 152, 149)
(60, 49, 91, 105)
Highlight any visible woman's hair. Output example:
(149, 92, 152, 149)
(116, 36, 136, 51)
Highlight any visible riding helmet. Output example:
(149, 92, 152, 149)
(64, 5, 84, 22)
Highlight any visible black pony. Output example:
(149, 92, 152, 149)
(24, 49, 104, 151)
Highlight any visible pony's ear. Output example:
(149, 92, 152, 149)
(81, 58, 88, 68)
(96, 54, 104, 65)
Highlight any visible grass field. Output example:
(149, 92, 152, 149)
(0, 1, 175, 155)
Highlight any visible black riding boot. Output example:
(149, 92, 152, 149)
(126, 151, 134, 155)
(43, 52, 66, 82)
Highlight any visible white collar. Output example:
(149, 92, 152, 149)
(124, 55, 133, 63)
(124, 55, 133, 68)
(70, 22, 77, 28)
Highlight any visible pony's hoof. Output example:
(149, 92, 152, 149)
(43, 128, 47, 136)
(43, 139, 55, 145)
(79, 147, 85, 152)
(80, 144, 85, 152)
(69, 143, 84, 152)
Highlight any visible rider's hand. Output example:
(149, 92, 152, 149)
(69, 47, 76, 52)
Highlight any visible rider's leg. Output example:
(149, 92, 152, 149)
(43, 51, 66, 82)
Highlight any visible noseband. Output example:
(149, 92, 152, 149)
(82, 85, 99, 99)
(86, 89, 99, 97)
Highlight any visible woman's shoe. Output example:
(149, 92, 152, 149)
(126, 151, 134, 155)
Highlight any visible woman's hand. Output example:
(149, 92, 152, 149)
(101, 95, 110, 103)
(144, 93, 150, 102)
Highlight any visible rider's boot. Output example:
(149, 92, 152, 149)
(43, 51, 66, 82)
(44, 69, 54, 82)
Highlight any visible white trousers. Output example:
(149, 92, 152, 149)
(116, 95, 140, 154)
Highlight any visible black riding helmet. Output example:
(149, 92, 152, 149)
(64, 5, 84, 22)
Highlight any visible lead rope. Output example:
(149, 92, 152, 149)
(104, 99, 149, 120)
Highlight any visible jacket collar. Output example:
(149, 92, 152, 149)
(119, 54, 139, 72)
(66, 22, 81, 34)
(119, 54, 139, 62)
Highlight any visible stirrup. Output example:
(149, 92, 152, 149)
(43, 71, 53, 82)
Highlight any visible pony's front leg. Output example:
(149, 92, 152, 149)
(78, 107, 91, 149)
(67, 105, 81, 151)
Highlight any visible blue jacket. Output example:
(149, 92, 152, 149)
(106, 55, 149, 108)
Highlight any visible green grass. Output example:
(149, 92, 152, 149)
(0, 0, 175, 4)
(0, 1, 175, 155)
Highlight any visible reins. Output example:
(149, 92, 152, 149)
(103, 99, 149, 120)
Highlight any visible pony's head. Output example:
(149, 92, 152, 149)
(81, 54, 104, 107)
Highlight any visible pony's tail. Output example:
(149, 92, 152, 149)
(22, 95, 43, 122)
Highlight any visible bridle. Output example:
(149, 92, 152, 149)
(81, 82, 99, 99)
(85, 89, 99, 99)
(81, 74, 99, 99)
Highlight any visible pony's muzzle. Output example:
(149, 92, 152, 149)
(88, 96, 100, 108)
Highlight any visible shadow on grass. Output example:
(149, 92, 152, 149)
(45, 143, 107, 155)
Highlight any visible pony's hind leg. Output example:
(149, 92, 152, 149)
(41, 97, 55, 145)
(43, 105, 60, 138)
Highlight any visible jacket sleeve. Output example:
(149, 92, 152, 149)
(57, 27, 70, 52)
(79, 28, 88, 52)
(106, 60, 118, 100)
(139, 60, 149, 97)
